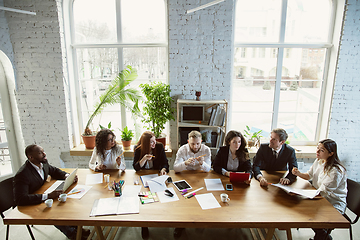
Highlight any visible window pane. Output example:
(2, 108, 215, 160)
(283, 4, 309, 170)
(231, 112, 272, 141)
(278, 113, 318, 142)
(235, 0, 282, 43)
(0, 99, 12, 176)
(285, 0, 331, 43)
(121, 0, 166, 43)
(73, 0, 116, 43)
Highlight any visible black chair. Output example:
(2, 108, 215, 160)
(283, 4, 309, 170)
(343, 178, 360, 240)
(0, 177, 35, 240)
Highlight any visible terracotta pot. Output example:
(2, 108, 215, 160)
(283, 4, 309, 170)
(122, 140, 132, 150)
(247, 139, 255, 148)
(82, 135, 96, 149)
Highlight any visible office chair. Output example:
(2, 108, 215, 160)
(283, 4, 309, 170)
(343, 178, 360, 240)
(0, 177, 35, 240)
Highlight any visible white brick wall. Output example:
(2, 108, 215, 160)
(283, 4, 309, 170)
(328, 0, 360, 181)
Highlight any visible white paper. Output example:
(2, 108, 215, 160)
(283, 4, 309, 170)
(271, 183, 320, 199)
(140, 173, 160, 187)
(204, 179, 225, 191)
(44, 180, 63, 194)
(117, 197, 139, 215)
(67, 184, 92, 199)
(122, 185, 142, 197)
(195, 193, 221, 210)
(86, 173, 103, 185)
(157, 187, 179, 203)
(148, 175, 168, 193)
(91, 197, 139, 216)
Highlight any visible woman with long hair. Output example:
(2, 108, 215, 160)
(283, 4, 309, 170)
(212, 130, 252, 184)
(292, 139, 347, 240)
(89, 129, 125, 171)
(133, 131, 169, 175)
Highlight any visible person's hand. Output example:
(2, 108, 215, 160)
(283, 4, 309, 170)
(48, 190, 63, 199)
(116, 156, 122, 165)
(185, 158, 195, 166)
(96, 164, 106, 171)
(196, 156, 204, 165)
(160, 168, 167, 175)
(244, 178, 251, 185)
(225, 171, 230, 177)
(292, 167, 300, 176)
(142, 154, 153, 162)
(259, 176, 268, 187)
(280, 178, 290, 185)
(73, 175, 78, 183)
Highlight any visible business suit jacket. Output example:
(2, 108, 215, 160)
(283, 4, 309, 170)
(13, 160, 67, 206)
(252, 143, 298, 182)
(133, 143, 169, 172)
(213, 146, 252, 175)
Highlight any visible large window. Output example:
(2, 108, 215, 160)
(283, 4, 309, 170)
(68, 0, 167, 141)
(232, 0, 334, 144)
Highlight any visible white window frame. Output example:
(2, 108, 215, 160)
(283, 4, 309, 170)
(232, 0, 345, 145)
(62, 0, 168, 146)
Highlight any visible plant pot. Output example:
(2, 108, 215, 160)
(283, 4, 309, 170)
(247, 139, 255, 148)
(156, 134, 166, 147)
(122, 140, 132, 150)
(82, 135, 96, 149)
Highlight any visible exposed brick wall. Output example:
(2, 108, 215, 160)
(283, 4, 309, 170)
(3, 0, 70, 166)
(328, 0, 360, 181)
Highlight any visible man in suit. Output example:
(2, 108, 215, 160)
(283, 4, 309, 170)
(253, 128, 298, 187)
(13, 144, 89, 240)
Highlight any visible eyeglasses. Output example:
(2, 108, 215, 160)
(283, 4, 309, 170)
(108, 137, 116, 142)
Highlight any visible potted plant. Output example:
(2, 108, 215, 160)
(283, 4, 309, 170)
(82, 65, 141, 149)
(244, 125, 263, 148)
(120, 126, 134, 150)
(140, 81, 175, 146)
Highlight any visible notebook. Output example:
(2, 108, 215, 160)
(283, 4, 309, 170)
(229, 172, 250, 182)
(44, 168, 78, 193)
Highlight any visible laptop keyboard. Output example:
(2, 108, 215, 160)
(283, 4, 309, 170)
(55, 182, 65, 191)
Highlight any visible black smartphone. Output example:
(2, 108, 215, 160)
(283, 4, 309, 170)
(226, 184, 233, 191)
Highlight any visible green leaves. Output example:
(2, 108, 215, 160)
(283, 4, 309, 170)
(120, 126, 134, 141)
(83, 65, 142, 135)
(140, 82, 175, 138)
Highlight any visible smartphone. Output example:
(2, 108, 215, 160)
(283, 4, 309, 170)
(226, 184, 233, 191)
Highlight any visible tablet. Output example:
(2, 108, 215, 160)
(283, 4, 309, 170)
(173, 180, 192, 192)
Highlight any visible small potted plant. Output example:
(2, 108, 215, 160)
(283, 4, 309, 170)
(244, 125, 263, 148)
(82, 65, 141, 149)
(140, 81, 175, 146)
(120, 126, 134, 150)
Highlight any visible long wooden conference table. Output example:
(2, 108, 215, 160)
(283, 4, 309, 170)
(4, 169, 349, 240)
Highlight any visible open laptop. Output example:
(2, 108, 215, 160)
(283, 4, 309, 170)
(44, 168, 78, 194)
(229, 172, 250, 183)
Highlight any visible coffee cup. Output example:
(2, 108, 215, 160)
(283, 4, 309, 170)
(104, 174, 110, 183)
(58, 193, 67, 202)
(220, 193, 230, 203)
(45, 199, 53, 207)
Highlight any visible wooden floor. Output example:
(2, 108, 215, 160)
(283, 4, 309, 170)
(1, 208, 359, 240)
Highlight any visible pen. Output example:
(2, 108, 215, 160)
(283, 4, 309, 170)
(118, 152, 125, 158)
(186, 193, 196, 199)
(104, 183, 109, 189)
(196, 154, 206, 159)
(67, 190, 81, 196)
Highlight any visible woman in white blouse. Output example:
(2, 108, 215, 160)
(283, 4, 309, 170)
(292, 139, 347, 240)
(89, 129, 126, 171)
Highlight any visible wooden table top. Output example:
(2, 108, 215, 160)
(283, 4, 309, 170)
(4, 169, 349, 229)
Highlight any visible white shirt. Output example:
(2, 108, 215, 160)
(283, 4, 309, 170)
(173, 144, 211, 172)
(89, 145, 126, 171)
(307, 159, 347, 214)
(221, 149, 240, 175)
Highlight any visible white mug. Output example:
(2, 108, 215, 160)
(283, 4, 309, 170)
(45, 199, 53, 207)
(220, 193, 230, 203)
(58, 193, 67, 202)
(104, 174, 110, 183)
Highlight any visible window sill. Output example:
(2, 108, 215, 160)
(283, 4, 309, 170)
(248, 145, 317, 159)
(70, 144, 173, 158)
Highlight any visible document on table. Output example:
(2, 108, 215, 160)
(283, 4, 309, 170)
(67, 184, 92, 199)
(271, 183, 320, 199)
(90, 196, 139, 216)
(140, 173, 160, 188)
(157, 187, 179, 203)
(147, 175, 168, 193)
(86, 173, 103, 185)
(122, 185, 142, 197)
(204, 179, 225, 191)
(195, 193, 221, 210)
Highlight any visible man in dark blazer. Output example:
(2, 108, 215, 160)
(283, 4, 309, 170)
(253, 128, 298, 187)
(13, 144, 89, 240)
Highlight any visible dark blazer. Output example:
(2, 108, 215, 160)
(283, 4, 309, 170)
(133, 143, 169, 172)
(13, 160, 67, 206)
(213, 146, 252, 175)
(252, 143, 298, 182)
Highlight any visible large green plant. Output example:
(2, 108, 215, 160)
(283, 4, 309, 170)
(83, 65, 141, 136)
(140, 82, 175, 138)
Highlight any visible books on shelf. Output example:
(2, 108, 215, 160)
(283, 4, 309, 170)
(208, 104, 226, 126)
